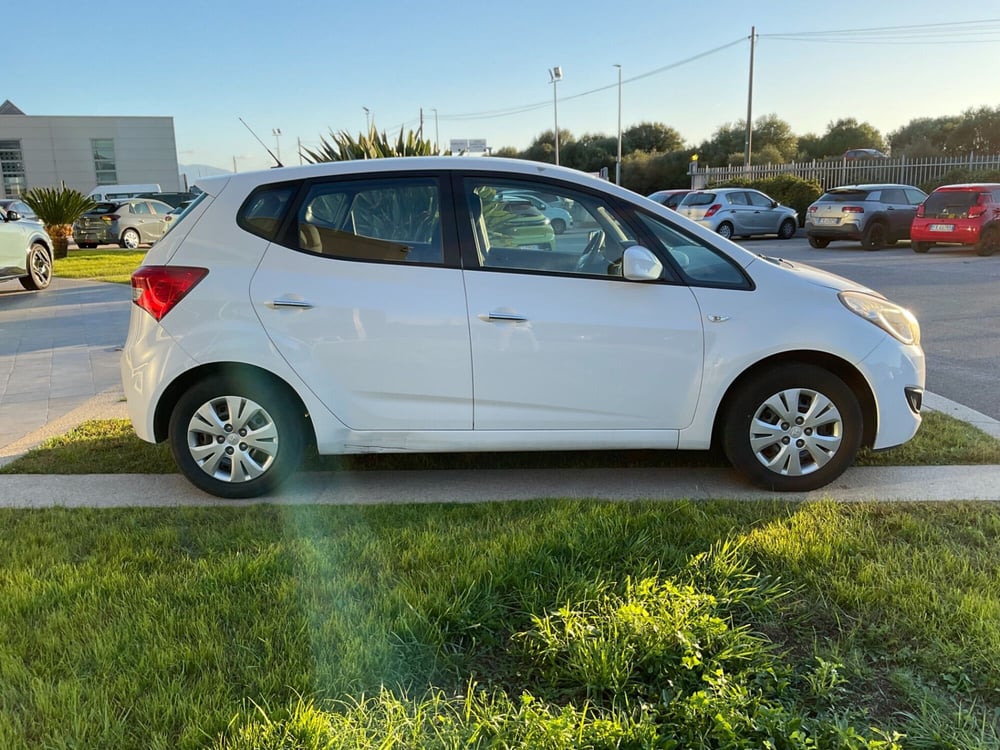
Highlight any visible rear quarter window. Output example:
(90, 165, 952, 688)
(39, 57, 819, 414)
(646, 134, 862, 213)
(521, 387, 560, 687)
(238, 185, 297, 240)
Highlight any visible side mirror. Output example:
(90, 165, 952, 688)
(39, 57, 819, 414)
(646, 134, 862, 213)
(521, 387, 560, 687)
(5, 209, 18, 221)
(622, 245, 663, 281)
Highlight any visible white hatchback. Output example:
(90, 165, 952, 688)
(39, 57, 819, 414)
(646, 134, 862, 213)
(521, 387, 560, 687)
(121, 157, 925, 498)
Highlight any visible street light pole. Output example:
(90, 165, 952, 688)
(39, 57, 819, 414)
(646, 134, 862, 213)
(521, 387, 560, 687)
(271, 128, 282, 162)
(614, 64, 622, 185)
(548, 66, 562, 165)
(363, 106, 370, 132)
(432, 108, 440, 154)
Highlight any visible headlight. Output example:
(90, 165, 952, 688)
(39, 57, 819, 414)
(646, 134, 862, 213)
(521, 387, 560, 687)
(839, 291, 920, 346)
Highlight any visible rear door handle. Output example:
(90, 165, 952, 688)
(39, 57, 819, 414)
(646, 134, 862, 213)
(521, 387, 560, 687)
(480, 311, 527, 322)
(268, 299, 314, 309)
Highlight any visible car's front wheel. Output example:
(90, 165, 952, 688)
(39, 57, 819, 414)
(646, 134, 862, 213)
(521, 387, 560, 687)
(722, 364, 863, 492)
(550, 218, 566, 234)
(168, 374, 305, 498)
(20, 242, 52, 290)
(778, 218, 797, 239)
(120, 228, 141, 249)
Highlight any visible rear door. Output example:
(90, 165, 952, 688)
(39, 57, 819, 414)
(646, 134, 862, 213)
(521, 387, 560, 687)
(250, 174, 474, 430)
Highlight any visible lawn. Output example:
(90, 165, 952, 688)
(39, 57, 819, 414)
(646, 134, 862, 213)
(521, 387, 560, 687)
(54, 248, 146, 284)
(0, 501, 998, 749)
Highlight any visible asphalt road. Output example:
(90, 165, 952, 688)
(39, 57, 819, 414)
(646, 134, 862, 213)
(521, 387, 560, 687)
(738, 234, 1000, 420)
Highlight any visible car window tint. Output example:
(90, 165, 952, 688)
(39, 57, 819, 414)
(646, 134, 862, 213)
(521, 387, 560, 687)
(132, 202, 151, 215)
(682, 192, 716, 206)
(635, 212, 750, 289)
(239, 186, 296, 240)
(294, 177, 443, 264)
(746, 191, 773, 208)
(464, 179, 635, 278)
(881, 189, 905, 204)
(905, 188, 927, 205)
(727, 192, 748, 206)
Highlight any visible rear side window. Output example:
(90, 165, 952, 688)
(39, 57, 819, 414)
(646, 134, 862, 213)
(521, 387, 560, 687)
(294, 177, 443, 264)
(239, 186, 296, 240)
(880, 189, 906, 204)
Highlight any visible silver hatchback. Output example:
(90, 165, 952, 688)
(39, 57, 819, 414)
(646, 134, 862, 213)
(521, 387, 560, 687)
(676, 188, 798, 240)
(805, 184, 927, 250)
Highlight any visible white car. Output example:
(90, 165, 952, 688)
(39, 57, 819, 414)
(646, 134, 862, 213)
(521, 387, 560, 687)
(122, 157, 924, 498)
(497, 190, 573, 233)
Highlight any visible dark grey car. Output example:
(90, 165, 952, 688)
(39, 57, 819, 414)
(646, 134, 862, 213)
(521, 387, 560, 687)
(805, 184, 927, 250)
(72, 198, 175, 249)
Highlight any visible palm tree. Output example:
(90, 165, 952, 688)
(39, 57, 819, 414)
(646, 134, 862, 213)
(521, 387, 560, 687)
(21, 187, 95, 259)
(301, 123, 435, 163)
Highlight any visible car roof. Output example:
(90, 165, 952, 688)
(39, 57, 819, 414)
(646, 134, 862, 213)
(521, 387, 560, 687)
(931, 183, 1000, 190)
(195, 157, 623, 199)
(824, 184, 920, 192)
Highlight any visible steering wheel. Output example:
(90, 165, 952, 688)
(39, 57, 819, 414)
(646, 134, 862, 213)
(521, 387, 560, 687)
(575, 230, 607, 273)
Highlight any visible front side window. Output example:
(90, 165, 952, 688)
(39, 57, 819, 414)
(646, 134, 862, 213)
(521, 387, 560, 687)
(293, 177, 443, 264)
(746, 191, 773, 208)
(635, 211, 751, 289)
(91, 139, 117, 185)
(464, 178, 636, 277)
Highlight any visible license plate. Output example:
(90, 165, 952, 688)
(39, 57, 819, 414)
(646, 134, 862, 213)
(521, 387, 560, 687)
(929, 223, 954, 232)
(814, 217, 838, 225)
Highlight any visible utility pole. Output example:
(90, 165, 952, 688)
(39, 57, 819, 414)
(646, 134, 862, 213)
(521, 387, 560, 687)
(614, 64, 622, 185)
(432, 108, 440, 154)
(744, 26, 756, 169)
(419, 108, 424, 140)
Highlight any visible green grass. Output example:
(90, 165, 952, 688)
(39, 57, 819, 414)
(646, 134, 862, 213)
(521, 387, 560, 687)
(3, 409, 998, 475)
(54, 249, 145, 284)
(0, 501, 998, 749)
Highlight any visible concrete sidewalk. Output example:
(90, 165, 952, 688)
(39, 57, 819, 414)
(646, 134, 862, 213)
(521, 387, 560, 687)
(2, 278, 1000, 507)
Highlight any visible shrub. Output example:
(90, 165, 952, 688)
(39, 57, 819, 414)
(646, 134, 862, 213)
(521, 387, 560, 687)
(918, 168, 1000, 193)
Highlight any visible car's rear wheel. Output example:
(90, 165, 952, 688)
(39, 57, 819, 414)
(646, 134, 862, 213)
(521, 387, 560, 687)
(120, 228, 141, 249)
(19, 242, 52, 290)
(807, 236, 830, 249)
(778, 218, 796, 240)
(911, 241, 931, 254)
(976, 227, 999, 256)
(716, 222, 734, 240)
(861, 221, 887, 250)
(168, 374, 305, 498)
(722, 364, 863, 492)
(550, 218, 566, 234)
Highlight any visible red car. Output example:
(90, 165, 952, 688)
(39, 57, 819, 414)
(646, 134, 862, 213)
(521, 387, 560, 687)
(910, 183, 1000, 255)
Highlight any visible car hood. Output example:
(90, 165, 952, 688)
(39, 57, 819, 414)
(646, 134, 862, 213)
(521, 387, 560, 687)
(747, 254, 885, 298)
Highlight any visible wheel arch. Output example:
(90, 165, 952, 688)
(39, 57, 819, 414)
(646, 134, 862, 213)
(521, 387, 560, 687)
(711, 350, 877, 451)
(152, 362, 313, 445)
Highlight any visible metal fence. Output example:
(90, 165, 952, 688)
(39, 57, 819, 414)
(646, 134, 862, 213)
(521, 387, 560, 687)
(692, 153, 1000, 190)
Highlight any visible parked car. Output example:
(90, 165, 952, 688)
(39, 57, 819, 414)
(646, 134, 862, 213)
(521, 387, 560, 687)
(0, 206, 53, 290)
(121, 157, 924, 498)
(497, 191, 573, 233)
(843, 148, 888, 160)
(675, 188, 798, 240)
(0, 199, 38, 222)
(487, 197, 556, 250)
(647, 189, 691, 210)
(805, 184, 927, 250)
(909, 183, 1000, 256)
(72, 198, 176, 249)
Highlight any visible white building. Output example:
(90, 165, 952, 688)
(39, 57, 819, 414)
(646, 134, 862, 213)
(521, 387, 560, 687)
(0, 100, 181, 197)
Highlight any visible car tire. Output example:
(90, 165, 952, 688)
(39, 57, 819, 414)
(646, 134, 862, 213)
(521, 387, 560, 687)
(861, 221, 887, 250)
(550, 218, 566, 235)
(808, 236, 830, 249)
(722, 363, 863, 492)
(778, 218, 797, 240)
(975, 227, 999, 256)
(168, 374, 305, 499)
(19, 242, 52, 291)
(120, 228, 141, 249)
(716, 222, 734, 240)
(911, 241, 931, 254)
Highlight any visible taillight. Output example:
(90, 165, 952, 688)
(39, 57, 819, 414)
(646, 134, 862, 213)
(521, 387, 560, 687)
(807, 205, 817, 214)
(968, 194, 988, 219)
(131, 266, 208, 321)
(842, 206, 864, 213)
(704, 203, 723, 217)
(101, 214, 120, 222)
(915, 204, 925, 218)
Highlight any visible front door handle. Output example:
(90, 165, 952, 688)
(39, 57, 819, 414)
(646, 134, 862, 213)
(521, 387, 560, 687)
(268, 299, 314, 309)
(480, 311, 527, 322)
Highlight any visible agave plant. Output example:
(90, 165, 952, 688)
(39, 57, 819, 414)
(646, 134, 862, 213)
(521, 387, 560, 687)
(21, 187, 96, 259)
(301, 123, 435, 163)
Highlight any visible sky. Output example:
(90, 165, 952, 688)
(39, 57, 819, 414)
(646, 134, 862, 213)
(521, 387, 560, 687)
(9, 1, 1000, 175)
